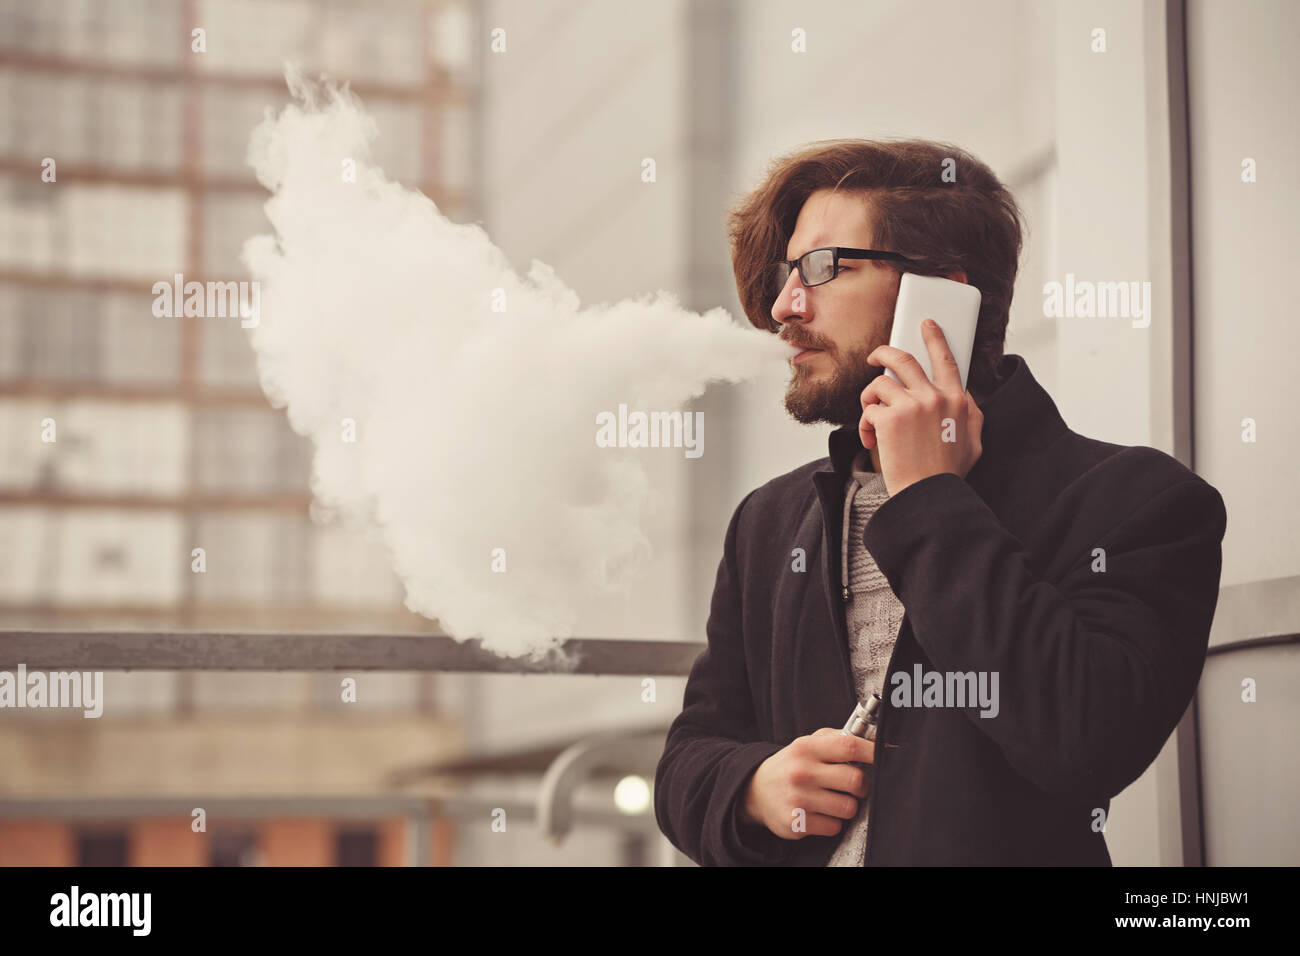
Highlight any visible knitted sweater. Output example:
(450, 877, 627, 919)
(826, 449, 906, 867)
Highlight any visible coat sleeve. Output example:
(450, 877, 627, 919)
(862, 470, 1227, 800)
(654, 489, 800, 866)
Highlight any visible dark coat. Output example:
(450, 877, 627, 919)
(654, 354, 1227, 865)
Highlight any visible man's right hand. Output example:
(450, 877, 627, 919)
(739, 728, 874, 839)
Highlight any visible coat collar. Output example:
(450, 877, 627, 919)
(824, 354, 1068, 478)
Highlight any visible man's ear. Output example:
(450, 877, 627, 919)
(945, 270, 968, 284)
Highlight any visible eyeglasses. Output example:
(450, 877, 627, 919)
(771, 246, 914, 297)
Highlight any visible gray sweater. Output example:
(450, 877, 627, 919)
(826, 449, 905, 867)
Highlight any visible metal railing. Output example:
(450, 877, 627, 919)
(0, 631, 706, 676)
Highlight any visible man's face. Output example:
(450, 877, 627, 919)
(773, 188, 901, 430)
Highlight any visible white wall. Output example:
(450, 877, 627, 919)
(1187, 0, 1300, 590)
(1186, 0, 1300, 865)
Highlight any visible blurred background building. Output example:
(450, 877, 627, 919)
(0, 0, 1296, 866)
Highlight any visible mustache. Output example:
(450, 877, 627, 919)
(780, 331, 833, 352)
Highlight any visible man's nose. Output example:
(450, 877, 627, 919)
(771, 270, 811, 327)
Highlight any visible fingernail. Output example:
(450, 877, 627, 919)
(924, 318, 937, 329)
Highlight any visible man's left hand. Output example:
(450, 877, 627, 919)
(859, 319, 984, 496)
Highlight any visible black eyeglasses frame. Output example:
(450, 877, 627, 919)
(772, 246, 916, 292)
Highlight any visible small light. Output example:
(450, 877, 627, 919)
(614, 775, 650, 814)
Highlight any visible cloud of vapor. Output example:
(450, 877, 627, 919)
(241, 69, 792, 658)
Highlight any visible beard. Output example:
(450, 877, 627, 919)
(784, 343, 886, 430)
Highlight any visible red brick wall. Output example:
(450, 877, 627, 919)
(0, 821, 74, 866)
(260, 817, 333, 866)
(129, 818, 206, 866)
(0, 814, 457, 866)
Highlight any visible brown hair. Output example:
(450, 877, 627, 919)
(726, 138, 1024, 398)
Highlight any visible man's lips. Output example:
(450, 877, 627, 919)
(790, 347, 824, 365)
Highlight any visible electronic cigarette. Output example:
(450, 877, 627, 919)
(842, 692, 882, 742)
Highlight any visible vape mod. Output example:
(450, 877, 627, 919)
(842, 692, 883, 742)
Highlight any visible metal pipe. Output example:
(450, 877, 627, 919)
(536, 732, 667, 844)
(0, 631, 706, 676)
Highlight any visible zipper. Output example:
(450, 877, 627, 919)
(863, 613, 907, 866)
(828, 542, 855, 706)
(814, 471, 858, 707)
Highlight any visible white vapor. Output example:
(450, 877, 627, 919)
(241, 69, 792, 658)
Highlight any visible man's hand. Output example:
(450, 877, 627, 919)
(858, 319, 984, 496)
(739, 728, 873, 840)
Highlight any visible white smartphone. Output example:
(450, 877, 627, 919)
(885, 273, 982, 392)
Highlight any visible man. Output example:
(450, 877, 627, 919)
(653, 139, 1227, 866)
